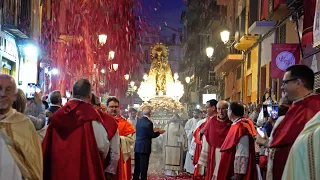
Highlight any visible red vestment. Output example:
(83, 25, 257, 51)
(217, 119, 257, 180)
(193, 118, 210, 180)
(203, 117, 232, 180)
(270, 94, 320, 180)
(43, 100, 118, 180)
(115, 116, 136, 180)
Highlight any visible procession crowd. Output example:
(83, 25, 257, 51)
(0, 64, 319, 180)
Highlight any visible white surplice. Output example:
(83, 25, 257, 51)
(282, 112, 320, 180)
(0, 131, 22, 180)
(162, 122, 188, 176)
(184, 117, 201, 173)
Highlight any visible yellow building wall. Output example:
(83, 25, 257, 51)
(244, 46, 259, 103)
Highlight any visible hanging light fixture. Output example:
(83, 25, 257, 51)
(124, 74, 130, 80)
(206, 47, 214, 58)
(109, 51, 115, 60)
(101, 69, 105, 74)
(112, 64, 118, 71)
(173, 73, 179, 81)
(130, 81, 135, 87)
(98, 34, 107, 45)
(185, 76, 191, 84)
(143, 74, 148, 81)
(220, 30, 230, 44)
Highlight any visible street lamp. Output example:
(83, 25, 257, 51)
(143, 74, 148, 81)
(220, 30, 230, 44)
(98, 34, 107, 45)
(51, 68, 59, 75)
(124, 74, 130, 80)
(109, 51, 115, 60)
(185, 76, 191, 84)
(101, 69, 105, 74)
(130, 81, 135, 87)
(112, 64, 118, 71)
(206, 47, 214, 58)
(174, 73, 179, 81)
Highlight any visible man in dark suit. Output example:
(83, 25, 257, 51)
(133, 106, 165, 180)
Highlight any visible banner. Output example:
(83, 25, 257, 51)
(271, 44, 300, 78)
(314, 0, 320, 47)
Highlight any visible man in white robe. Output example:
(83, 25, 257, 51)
(184, 109, 202, 174)
(282, 111, 320, 180)
(162, 114, 188, 177)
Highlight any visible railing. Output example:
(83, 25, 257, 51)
(286, 0, 303, 10)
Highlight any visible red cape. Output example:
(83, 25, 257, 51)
(114, 116, 136, 180)
(217, 119, 257, 180)
(43, 100, 118, 180)
(204, 117, 232, 180)
(270, 94, 320, 180)
(193, 118, 209, 180)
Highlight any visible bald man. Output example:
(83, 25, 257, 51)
(133, 107, 165, 180)
(197, 100, 232, 180)
(0, 74, 42, 180)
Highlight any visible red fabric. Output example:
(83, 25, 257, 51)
(43, 100, 110, 180)
(271, 44, 300, 78)
(217, 119, 257, 180)
(114, 116, 136, 180)
(302, 0, 316, 46)
(261, 0, 269, 20)
(273, 0, 285, 9)
(97, 109, 118, 140)
(270, 94, 320, 180)
(203, 117, 232, 180)
(259, 156, 268, 170)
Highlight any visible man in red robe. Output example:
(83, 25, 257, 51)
(106, 97, 136, 180)
(269, 65, 320, 180)
(217, 102, 257, 180)
(191, 99, 218, 180)
(198, 100, 232, 180)
(43, 79, 119, 180)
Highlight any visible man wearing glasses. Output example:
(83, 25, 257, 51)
(106, 97, 136, 180)
(268, 65, 320, 180)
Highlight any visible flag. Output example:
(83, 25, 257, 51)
(271, 44, 300, 78)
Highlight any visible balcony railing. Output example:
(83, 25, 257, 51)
(286, 0, 303, 10)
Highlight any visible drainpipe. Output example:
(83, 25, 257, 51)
(257, 35, 262, 104)
(241, 52, 246, 102)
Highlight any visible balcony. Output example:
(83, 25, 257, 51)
(286, 0, 303, 10)
(248, 21, 277, 35)
(234, 35, 259, 51)
(214, 54, 242, 74)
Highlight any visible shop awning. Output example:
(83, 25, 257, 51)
(2, 24, 29, 40)
(234, 35, 259, 51)
(214, 54, 242, 74)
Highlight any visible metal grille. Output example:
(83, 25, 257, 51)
(315, 72, 320, 91)
(279, 24, 286, 43)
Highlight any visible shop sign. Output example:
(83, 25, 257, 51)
(314, 0, 320, 47)
(271, 44, 300, 78)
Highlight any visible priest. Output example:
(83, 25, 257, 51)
(217, 102, 257, 180)
(269, 65, 320, 180)
(198, 100, 232, 180)
(191, 99, 218, 180)
(281, 111, 320, 180)
(107, 97, 136, 180)
(43, 79, 120, 180)
(0, 74, 42, 180)
(162, 114, 188, 176)
(184, 109, 202, 174)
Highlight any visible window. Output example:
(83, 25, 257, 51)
(247, 75, 252, 96)
(279, 24, 286, 43)
(208, 71, 216, 84)
(240, 9, 246, 37)
(249, 0, 258, 28)
(247, 52, 251, 69)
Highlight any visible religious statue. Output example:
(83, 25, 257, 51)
(148, 43, 174, 94)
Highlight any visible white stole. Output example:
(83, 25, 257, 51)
(0, 131, 21, 180)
